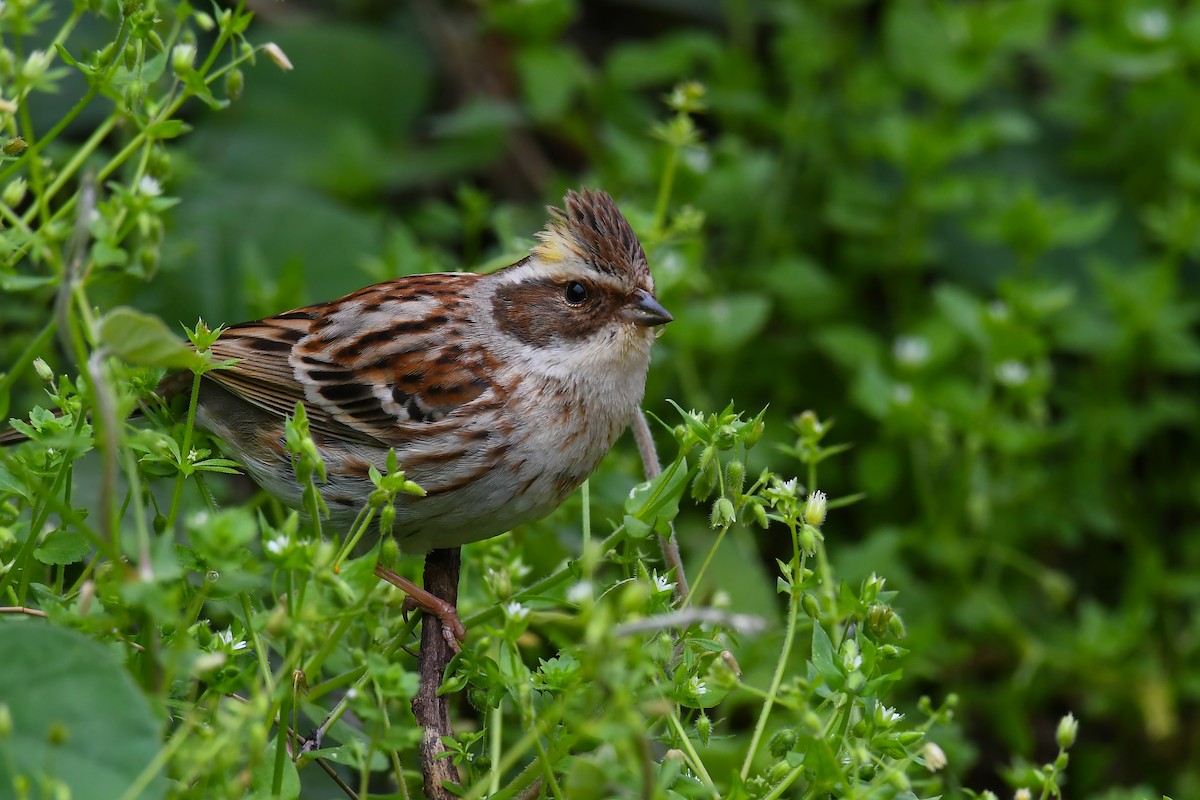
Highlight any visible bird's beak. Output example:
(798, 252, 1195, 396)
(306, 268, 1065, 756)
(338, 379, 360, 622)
(622, 288, 673, 327)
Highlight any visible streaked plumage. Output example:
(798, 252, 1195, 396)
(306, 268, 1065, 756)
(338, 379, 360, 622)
(194, 189, 671, 553)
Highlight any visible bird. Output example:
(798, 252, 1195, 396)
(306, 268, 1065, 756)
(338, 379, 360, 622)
(5, 188, 672, 641)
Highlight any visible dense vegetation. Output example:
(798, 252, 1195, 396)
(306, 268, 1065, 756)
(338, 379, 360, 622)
(1, 1, 1196, 798)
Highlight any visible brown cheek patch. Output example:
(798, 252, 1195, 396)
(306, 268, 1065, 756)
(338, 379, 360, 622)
(492, 282, 617, 347)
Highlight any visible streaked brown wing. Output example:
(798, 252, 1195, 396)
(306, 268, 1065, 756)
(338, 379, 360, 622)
(203, 273, 495, 447)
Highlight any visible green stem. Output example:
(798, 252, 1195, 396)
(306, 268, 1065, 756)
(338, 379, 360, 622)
(739, 532, 806, 780)
(665, 710, 717, 792)
(166, 371, 203, 530)
(653, 143, 679, 238)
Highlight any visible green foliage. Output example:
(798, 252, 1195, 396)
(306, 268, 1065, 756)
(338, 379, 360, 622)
(2, 0, 1197, 798)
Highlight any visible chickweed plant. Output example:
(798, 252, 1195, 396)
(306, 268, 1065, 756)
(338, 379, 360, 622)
(0, 3, 1086, 799)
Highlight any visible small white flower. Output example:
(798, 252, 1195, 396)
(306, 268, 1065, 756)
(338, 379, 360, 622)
(683, 147, 711, 173)
(923, 741, 947, 772)
(803, 490, 827, 527)
(652, 570, 675, 595)
(503, 601, 529, 621)
(187, 448, 199, 463)
(188, 510, 210, 528)
(216, 628, 247, 652)
(171, 43, 196, 73)
(688, 676, 707, 697)
(137, 175, 162, 197)
(878, 705, 903, 725)
(566, 580, 592, 604)
(1014, 789, 1031, 800)
(1131, 8, 1169, 40)
(893, 335, 930, 367)
(21, 50, 52, 80)
(264, 535, 288, 556)
(995, 360, 1030, 387)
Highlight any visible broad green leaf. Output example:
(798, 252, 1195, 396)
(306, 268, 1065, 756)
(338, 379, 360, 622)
(0, 625, 165, 799)
(810, 622, 842, 688)
(146, 119, 193, 139)
(33, 529, 91, 565)
(98, 307, 207, 370)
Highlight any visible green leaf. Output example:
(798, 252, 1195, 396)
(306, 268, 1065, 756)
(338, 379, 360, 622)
(146, 119, 193, 140)
(34, 529, 91, 565)
(669, 294, 771, 353)
(0, 273, 58, 292)
(934, 284, 986, 346)
(623, 514, 653, 539)
(52, 42, 83, 70)
(98, 307, 207, 370)
(0, 625, 166, 798)
(248, 735, 300, 800)
(810, 623, 842, 688)
(624, 459, 690, 528)
(182, 70, 229, 110)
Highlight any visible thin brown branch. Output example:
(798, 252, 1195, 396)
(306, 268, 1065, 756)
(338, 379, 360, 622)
(0, 605, 48, 617)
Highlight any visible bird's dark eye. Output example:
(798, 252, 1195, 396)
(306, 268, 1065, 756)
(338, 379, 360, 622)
(563, 281, 589, 306)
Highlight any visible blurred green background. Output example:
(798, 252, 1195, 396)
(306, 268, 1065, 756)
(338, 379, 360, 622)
(9, 0, 1200, 796)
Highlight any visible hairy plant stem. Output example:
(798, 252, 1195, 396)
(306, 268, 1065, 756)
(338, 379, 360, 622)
(740, 524, 807, 780)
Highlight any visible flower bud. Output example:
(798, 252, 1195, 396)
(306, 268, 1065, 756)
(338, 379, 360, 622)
(744, 417, 765, 448)
(751, 501, 768, 529)
(124, 80, 146, 109)
(768, 728, 796, 757)
(377, 538, 398, 570)
(725, 459, 745, 496)
(172, 43, 196, 74)
(720, 649, 741, 677)
(803, 490, 827, 527)
(798, 525, 817, 555)
(262, 42, 293, 72)
(692, 456, 717, 500)
(710, 497, 735, 529)
(47, 722, 69, 746)
(2, 136, 26, 156)
(695, 713, 711, 746)
(0, 704, 11, 738)
(32, 357, 54, 384)
(1054, 751, 1069, 771)
(224, 67, 244, 101)
(802, 592, 821, 618)
(193, 10, 215, 30)
(2, 177, 26, 206)
(1055, 712, 1077, 749)
(796, 410, 823, 439)
(922, 742, 947, 772)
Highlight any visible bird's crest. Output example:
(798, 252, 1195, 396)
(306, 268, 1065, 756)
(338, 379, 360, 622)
(535, 189, 650, 282)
